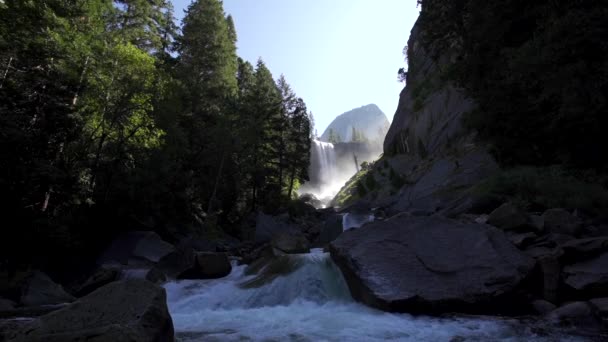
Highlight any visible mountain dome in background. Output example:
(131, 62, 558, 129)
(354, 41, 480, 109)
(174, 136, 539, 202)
(320, 104, 390, 143)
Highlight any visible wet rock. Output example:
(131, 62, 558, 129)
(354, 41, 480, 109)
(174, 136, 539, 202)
(149, 246, 196, 282)
(271, 232, 310, 254)
(1, 280, 174, 342)
(178, 252, 231, 279)
(487, 203, 530, 231)
(330, 215, 535, 314)
(543, 209, 583, 236)
(547, 301, 593, 324)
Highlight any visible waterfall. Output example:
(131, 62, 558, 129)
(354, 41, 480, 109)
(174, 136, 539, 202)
(299, 140, 348, 204)
(311, 139, 338, 188)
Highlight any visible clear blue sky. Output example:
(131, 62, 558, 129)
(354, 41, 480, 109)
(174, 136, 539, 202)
(171, 0, 420, 134)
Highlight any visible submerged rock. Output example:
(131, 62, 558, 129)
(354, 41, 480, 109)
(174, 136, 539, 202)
(329, 215, 535, 314)
(1, 280, 174, 342)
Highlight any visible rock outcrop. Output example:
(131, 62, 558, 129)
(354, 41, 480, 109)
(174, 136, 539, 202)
(19, 271, 75, 307)
(329, 214, 535, 314)
(1, 280, 174, 342)
(178, 252, 232, 279)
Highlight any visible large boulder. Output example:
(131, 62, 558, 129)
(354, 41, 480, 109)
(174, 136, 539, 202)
(178, 252, 231, 279)
(73, 265, 120, 297)
(271, 232, 310, 254)
(1, 280, 174, 342)
(563, 252, 608, 297)
(543, 209, 583, 236)
(98, 231, 175, 266)
(19, 271, 75, 307)
(487, 203, 530, 231)
(317, 213, 343, 245)
(329, 215, 535, 314)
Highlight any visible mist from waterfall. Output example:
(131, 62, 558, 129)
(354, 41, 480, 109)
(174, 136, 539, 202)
(298, 139, 358, 204)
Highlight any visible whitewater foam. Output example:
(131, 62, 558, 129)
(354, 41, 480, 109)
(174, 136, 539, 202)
(164, 250, 583, 342)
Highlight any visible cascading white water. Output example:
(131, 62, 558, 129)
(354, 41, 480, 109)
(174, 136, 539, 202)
(164, 250, 582, 342)
(342, 212, 375, 230)
(314, 140, 338, 187)
(299, 140, 355, 203)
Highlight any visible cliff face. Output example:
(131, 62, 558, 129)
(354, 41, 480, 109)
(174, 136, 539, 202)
(384, 21, 474, 157)
(333, 16, 498, 214)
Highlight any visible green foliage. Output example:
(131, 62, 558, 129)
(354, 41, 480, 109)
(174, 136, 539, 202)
(356, 181, 367, 197)
(418, 0, 608, 168)
(0, 0, 312, 271)
(472, 166, 608, 216)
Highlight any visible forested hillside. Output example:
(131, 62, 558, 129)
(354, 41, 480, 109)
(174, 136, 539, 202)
(0, 0, 313, 271)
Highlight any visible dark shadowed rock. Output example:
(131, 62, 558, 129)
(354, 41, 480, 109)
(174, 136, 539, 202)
(149, 246, 195, 282)
(255, 212, 298, 243)
(329, 215, 535, 314)
(98, 231, 175, 266)
(543, 209, 583, 236)
(1, 280, 174, 342)
(271, 232, 310, 254)
(507, 232, 537, 249)
(0, 298, 15, 311)
(317, 213, 343, 245)
(529, 215, 544, 232)
(74, 265, 120, 297)
(19, 271, 75, 307)
(178, 252, 231, 279)
(532, 299, 557, 315)
(487, 203, 530, 231)
(561, 237, 608, 262)
(537, 255, 561, 303)
(548, 301, 593, 323)
(563, 253, 608, 297)
(589, 298, 608, 319)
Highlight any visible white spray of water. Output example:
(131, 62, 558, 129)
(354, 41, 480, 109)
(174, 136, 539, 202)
(299, 140, 358, 203)
(342, 213, 375, 230)
(164, 250, 582, 342)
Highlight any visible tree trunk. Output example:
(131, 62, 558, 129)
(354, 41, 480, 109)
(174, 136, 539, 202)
(287, 166, 296, 199)
(0, 57, 12, 89)
(207, 149, 226, 214)
(72, 56, 89, 106)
